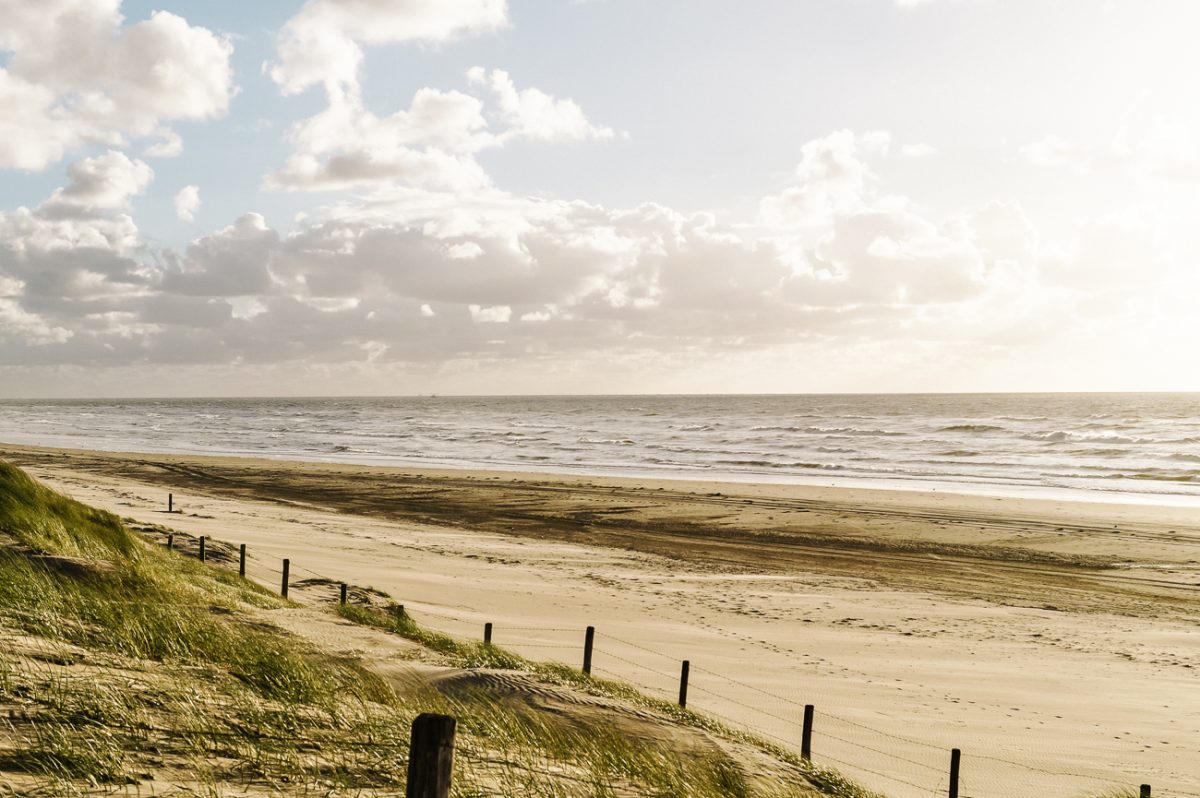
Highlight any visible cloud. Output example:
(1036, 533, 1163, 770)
(267, 87, 494, 191)
(760, 129, 890, 229)
(469, 68, 617, 143)
(145, 129, 184, 159)
(0, 158, 154, 352)
(1021, 119, 1200, 181)
(0, 1, 235, 171)
(164, 213, 280, 297)
(0, 127, 1169, 389)
(44, 150, 154, 212)
(174, 186, 202, 222)
(269, 71, 614, 191)
(266, 1, 613, 193)
(270, 0, 508, 97)
(469, 304, 512, 323)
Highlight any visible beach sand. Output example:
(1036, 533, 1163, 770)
(2, 442, 1197, 798)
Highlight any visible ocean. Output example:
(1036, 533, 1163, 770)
(1, 393, 1199, 504)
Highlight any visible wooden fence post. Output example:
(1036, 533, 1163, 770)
(239, 544, 246, 578)
(801, 704, 814, 761)
(1140, 786, 1151, 798)
(678, 660, 690, 708)
(484, 622, 493, 645)
(406, 713, 456, 798)
(199, 536, 206, 562)
(281, 559, 290, 598)
(166, 533, 174, 551)
(949, 748, 961, 798)
(340, 583, 348, 605)
(582, 626, 595, 675)
(168, 493, 173, 513)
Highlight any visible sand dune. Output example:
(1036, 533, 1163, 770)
(3, 443, 1197, 798)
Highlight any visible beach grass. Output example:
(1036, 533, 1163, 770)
(0, 459, 862, 796)
(339, 600, 881, 798)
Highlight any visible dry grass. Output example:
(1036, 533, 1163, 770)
(0, 459, 859, 797)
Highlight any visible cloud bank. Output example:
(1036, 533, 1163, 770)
(0, 0, 235, 170)
(0, 0, 1194, 394)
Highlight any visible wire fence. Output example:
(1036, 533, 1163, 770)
(192, 529, 1200, 798)
(6, 523, 1193, 798)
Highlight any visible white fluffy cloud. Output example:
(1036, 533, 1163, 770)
(760, 129, 892, 229)
(469, 68, 616, 143)
(45, 151, 154, 212)
(270, 0, 508, 97)
(0, 119, 1179, 385)
(174, 186, 202, 222)
(0, 153, 156, 354)
(269, 71, 615, 191)
(0, 1, 235, 171)
(267, 0, 611, 193)
(268, 88, 493, 191)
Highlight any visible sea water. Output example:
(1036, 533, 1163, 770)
(1, 393, 1199, 504)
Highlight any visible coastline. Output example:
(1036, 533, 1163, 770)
(3, 440, 1199, 796)
(4, 392, 1200, 508)
(4, 439, 1200, 533)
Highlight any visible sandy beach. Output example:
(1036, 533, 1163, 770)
(2, 442, 1197, 798)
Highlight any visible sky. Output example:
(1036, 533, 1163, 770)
(1, 0, 1198, 398)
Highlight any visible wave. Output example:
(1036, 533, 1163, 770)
(751, 425, 906, 437)
(715, 459, 846, 470)
(1024, 430, 1152, 444)
(676, 423, 717, 432)
(578, 437, 636, 446)
(1106, 471, 1200, 483)
(938, 424, 1005, 433)
(1059, 467, 1200, 483)
(1128, 471, 1200, 483)
(938, 450, 980, 457)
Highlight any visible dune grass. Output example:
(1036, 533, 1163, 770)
(0, 459, 859, 797)
(339, 600, 879, 798)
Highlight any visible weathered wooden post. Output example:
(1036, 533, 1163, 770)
(406, 713, 456, 798)
(949, 748, 961, 798)
(166, 533, 174, 551)
(239, 544, 246, 578)
(582, 626, 595, 675)
(281, 559, 290, 598)
(198, 536, 206, 562)
(340, 583, 348, 605)
(801, 704, 814, 761)
(678, 660, 690, 708)
(1140, 785, 1152, 798)
(484, 622, 493, 645)
(168, 493, 173, 513)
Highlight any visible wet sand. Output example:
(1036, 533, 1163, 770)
(3, 442, 1198, 797)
